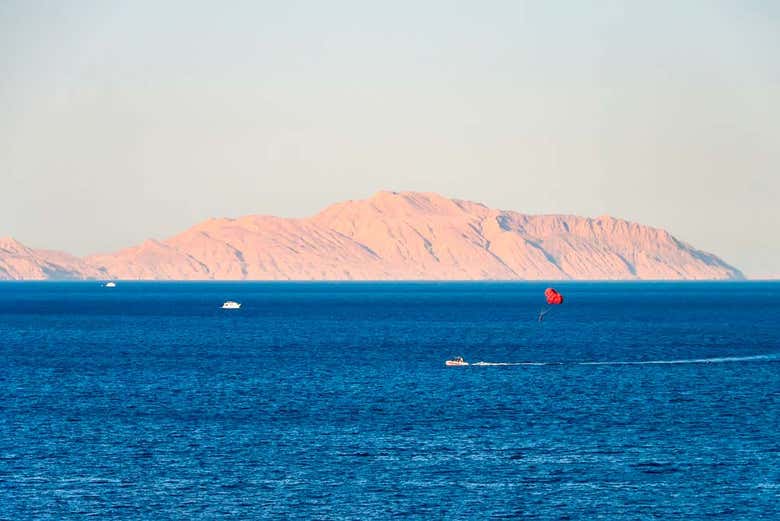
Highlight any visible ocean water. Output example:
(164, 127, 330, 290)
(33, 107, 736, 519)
(1, 281, 779, 519)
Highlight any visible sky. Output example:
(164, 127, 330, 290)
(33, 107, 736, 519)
(1, 1, 778, 277)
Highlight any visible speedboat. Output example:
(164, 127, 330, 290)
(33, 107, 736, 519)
(445, 356, 468, 366)
(104, 281, 116, 288)
(221, 301, 241, 309)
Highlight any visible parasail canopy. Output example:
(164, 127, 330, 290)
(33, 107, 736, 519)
(544, 287, 564, 305)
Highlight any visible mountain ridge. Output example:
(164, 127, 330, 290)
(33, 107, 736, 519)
(1, 191, 744, 280)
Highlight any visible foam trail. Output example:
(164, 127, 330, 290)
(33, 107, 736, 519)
(472, 361, 550, 366)
(579, 354, 780, 366)
(469, 354, 780, 367)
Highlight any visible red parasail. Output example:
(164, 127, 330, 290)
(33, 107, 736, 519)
(544, 288, 564, 305)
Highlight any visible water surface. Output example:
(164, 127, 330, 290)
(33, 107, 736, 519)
(1, 282, 779, 519)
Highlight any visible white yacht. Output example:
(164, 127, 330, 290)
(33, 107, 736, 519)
(104, 281, 117, 288)
(221, 301, 241, 309)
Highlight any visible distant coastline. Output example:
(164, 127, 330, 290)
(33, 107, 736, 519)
(0, 192, 743, 281)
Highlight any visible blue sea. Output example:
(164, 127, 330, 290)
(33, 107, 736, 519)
(1, 281, 779, 519)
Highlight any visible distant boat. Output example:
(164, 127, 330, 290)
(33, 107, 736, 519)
(445, 356, 468, 367)
(221, 301, 241, 309)
(104, 281, 116, 288)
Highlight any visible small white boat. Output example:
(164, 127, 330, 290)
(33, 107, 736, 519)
(221, 301, 241, 309)
(104, 281, 116, 288)
(445, 356, 468, 367)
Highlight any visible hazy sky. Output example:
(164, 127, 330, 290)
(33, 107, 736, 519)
(1, 1, 778, 277)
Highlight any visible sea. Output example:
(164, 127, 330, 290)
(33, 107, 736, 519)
(1, 281, 779, 519)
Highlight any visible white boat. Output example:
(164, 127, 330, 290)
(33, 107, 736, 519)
(445, 356, 468, 367)
(104, 281, 116, 288)
(221, 301, 241, 309)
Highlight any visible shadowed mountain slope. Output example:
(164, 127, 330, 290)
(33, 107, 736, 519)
(0, 237, 105, 280)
